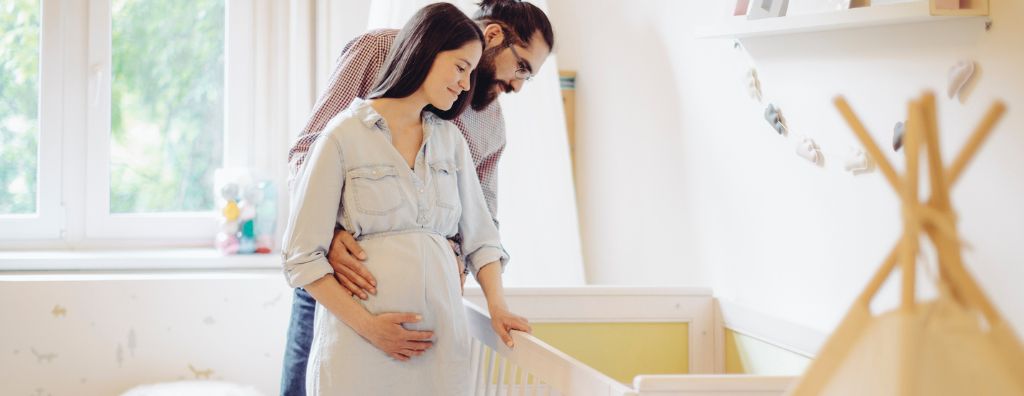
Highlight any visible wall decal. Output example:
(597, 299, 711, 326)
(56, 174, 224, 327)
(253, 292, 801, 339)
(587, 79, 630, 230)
(51, 305, 66, 318)
(262, 292, 283, 309)
(188, 364, 214, 380)
(128, 329, 137, 357)
(30, 348, 57, 363)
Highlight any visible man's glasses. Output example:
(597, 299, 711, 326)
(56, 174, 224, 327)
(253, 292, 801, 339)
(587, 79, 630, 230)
(506, 43, 534, 82)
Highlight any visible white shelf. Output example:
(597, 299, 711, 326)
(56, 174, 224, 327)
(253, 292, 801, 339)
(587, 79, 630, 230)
(696, 1, 988, 39)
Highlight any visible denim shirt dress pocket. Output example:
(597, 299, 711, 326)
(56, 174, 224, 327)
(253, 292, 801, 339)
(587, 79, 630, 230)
(348, 164, 406, 215)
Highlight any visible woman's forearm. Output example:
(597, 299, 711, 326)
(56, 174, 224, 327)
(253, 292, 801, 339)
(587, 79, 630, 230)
(303, 274, 374, 333)
(475, 262, 508, 309)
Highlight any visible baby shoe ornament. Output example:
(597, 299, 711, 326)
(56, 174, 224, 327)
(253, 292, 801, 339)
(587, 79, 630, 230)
(843, 147, 873, 175)
(795, 136, 823, 165)
(746, 69, 763, 102)
(893, 121, 906, 151)
(947, 60, 976, 100)
(765, 103, 788, 135)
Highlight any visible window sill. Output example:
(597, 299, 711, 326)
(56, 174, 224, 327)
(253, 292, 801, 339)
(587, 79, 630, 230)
(0, 248, 280, 272)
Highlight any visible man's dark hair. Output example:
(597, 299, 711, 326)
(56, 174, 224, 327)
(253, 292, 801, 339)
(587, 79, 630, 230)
(474, 0, 554, 49)
(468, 1, 555, 111)
(367, 3, 484, 120)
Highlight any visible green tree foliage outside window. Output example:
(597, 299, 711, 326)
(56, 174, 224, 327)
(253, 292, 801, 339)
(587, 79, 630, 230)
(110, 0, 225, 213)
(0, 0, 40, 215)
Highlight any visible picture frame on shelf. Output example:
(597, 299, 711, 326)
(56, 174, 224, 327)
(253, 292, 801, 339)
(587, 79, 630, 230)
(734, 0, 751, 16)
(747, 0, 790, 20)
(872, 0, 921, 5)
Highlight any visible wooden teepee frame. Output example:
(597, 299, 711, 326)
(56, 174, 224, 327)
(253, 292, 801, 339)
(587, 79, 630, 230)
(787, 92, 1024, 395)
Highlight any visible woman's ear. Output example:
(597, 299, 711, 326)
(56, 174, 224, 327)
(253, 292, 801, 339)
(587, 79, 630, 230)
(482, 23, 505, 48)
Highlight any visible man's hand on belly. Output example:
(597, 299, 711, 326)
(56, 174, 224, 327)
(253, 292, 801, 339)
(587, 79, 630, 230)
(329, 228, 376, 300)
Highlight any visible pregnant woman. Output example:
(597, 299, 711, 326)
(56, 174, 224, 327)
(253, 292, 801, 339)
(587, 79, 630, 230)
(280, 3, 530, 395)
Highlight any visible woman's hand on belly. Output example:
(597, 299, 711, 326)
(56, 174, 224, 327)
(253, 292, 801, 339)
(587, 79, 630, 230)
(303, 275, 434, 362)
(355, 312, 435, 361)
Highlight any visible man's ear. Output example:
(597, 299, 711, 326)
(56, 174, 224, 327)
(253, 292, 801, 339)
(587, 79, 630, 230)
(482, 23, 505, 48)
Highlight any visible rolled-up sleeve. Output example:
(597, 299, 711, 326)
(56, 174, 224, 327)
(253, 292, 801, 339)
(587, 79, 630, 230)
(452, 126, 509, 276)
(281, 129, 345, 288)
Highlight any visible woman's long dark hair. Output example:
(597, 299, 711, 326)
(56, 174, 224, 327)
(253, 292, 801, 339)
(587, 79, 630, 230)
(366, 3, 484, 120)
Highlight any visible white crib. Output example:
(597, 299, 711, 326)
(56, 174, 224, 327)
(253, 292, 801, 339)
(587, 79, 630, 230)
(463, 287, 801, 396)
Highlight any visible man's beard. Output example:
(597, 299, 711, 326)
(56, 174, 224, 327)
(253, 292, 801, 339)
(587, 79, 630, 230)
(471, 46, 512, 111)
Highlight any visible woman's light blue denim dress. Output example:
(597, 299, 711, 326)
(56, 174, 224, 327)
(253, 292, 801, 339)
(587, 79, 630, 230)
(281, 98, 508, 395)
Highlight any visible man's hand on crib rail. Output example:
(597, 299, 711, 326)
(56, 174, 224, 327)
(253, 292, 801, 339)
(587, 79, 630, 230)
(355, 313, 435, 362)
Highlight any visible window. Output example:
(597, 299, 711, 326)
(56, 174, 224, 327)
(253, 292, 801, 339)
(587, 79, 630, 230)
(0, 0, 62, 241)
(0, 0, 288, 248)
(108, 0, 225, 214)
(0, 0, 41, 216)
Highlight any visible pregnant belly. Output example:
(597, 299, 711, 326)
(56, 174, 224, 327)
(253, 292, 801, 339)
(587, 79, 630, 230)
(355, 231, 462, 333)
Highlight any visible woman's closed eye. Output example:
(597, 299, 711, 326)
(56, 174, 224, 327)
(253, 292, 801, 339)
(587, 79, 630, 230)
(456, 65, 467, 73)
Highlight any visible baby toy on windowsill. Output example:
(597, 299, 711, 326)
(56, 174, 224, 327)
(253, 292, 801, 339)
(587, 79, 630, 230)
(214, 169, 276, 255)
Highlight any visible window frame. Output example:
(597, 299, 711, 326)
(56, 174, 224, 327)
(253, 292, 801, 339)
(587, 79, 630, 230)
(84, 0, 238, 242)
(0, 0, 290, 250)
(0, 0, 64, 241)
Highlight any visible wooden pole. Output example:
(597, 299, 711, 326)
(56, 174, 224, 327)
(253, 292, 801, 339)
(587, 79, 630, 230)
(948, 102, 1007, 184)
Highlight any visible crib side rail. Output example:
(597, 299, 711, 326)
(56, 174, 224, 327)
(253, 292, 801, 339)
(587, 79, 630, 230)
(633, 374, 795, 395)
(464, 300, 637, 396)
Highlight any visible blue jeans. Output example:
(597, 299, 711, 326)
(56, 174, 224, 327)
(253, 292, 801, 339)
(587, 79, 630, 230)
(280, 287, 316, 396)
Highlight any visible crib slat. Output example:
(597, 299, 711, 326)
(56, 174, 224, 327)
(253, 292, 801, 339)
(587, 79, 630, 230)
(475, 344, 489, 395)
(495, 355, 507, 396)
(484, 347, 498, 395)
(470, 340, 481, 388)
(503, 361, 519, 396)
(513, 364, 524, 396)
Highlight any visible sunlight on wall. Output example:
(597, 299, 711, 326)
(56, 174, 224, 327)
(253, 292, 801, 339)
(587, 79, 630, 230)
(531, 322, 690, 384)
(725, 329, 811, 375)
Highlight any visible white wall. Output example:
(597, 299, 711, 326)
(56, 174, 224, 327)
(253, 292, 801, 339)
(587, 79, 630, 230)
(0, 273, 292, 396)
(547, 0, 1024, 337)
